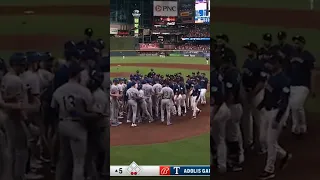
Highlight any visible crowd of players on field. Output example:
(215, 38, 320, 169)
(211, 31, 315, 180)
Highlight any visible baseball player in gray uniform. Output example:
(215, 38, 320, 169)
(142, 79, 154, 118)
(126, 82, 140, 127)
(137, 84, 153, 123)
(84, 71, 107, 180)
(51, 62, 94, 180)
(110, 79, 121, 126)
(152, 79, 163, 119)
(20, 51, 44, 178)
(160, 82, 174, 125)
(1, 53, 35, 180)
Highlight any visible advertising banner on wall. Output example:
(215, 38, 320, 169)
(110, 28, 118, 34)
(195, 0, 210, 23)
(178, 0, 195, 23)
(153, 1, 178, 16)
(139, 43, 160, 50)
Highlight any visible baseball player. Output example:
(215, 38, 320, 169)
(160, 81, 174, 125)
(21, 51, 44, 179)
(274, 31, 293, 75)
(211, 65, 231, 174)
(241, 42, 268, 153)
(126, 82, 140, 127)
(190, 80, 201, 119)
(51, 62, 95, 180)
(185, 75, 193, 109)
(173, 80, 183, 116)
(152, 78, 163, 120)
(215, 33, 237, 67)
(178, 78, 187, 115)
(142, 78, 154, 118)
(222, 56, 244, 171)
(256, 55, 292, 180)
(1, 53, 33, 180)
(84, 70, 107, 180)
(288, 35, 315, 135)
(258, 33, 277, 63)
(136, 83, 153, 123)
(110, 79, 121, 126)
(199, 73, 208, 105)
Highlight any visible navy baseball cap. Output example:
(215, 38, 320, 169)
(243, 42, 258, 51)
(277, 31, 287, 40)
(292, 35, 306, 44)
(263, 33, 272, 41)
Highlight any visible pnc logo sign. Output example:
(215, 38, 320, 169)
(153, 1, 178, 16)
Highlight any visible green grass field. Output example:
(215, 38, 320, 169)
(212, 0, 320, 10)
(110, 56, 210, 166)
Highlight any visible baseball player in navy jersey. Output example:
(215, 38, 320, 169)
(179, 79, 187, 115)
(185, 75, 193, 109)
(240, 42, 268, 153)
(199, 73, 208, 105)
(274, 31, 293, 75)
(190, 80, 201, 119)
(211, 66, 231, 173)
(173, 81, 183, 116)
(256, 54, 292, 180)
(221, 56, 244, 171)
(258, 33, 278, 63)
(288, 35, 315, 135)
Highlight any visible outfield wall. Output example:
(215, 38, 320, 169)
(110, 50, 210, 57)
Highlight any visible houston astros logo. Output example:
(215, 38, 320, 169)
(155, 5, 162, 11)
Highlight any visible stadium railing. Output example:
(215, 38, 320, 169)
(110, 50, 210, 57)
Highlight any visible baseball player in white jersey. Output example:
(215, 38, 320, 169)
(160, 82, 174, 125)
(126, 82, 140, 127)
(51, 62, 95, 180)
(110, 79, 121, 126)
(152, 79, 163, 119)
(142, 79, 154, 118)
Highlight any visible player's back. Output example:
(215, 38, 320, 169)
(1, 72, 25, 102)
(153, 83, 162, 94)
(142, 84, 153, 97)
(52, 81, 92, 120)
(161, 87, 173, 99)
(37, 69, 54, 90)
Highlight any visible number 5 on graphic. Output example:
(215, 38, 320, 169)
(63, 95, 75, 110)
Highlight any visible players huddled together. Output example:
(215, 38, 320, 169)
(110, 69, 209, 127)
(0, 28, 110, 180)
(211, 32, 315, 180)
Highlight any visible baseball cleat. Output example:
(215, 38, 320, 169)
(126, 120, 131, 123)
(258, 171, 275, 180)
(161, 120, 165, 123)
(197, 109, 202, 115)
(167, 122, 173, 126)
(131, 123, 137, 127)
(192, 116, 196, 119)
(279, 152, 292, 170)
